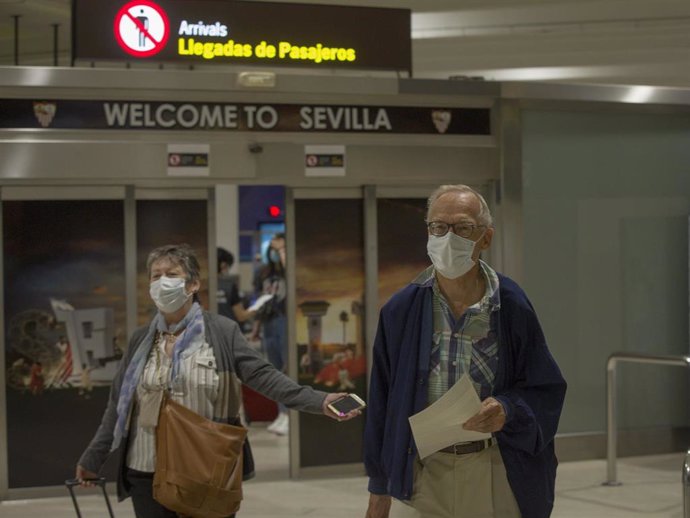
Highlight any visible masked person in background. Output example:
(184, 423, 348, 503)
(217, 247, 255, 325)
(76, 244, 358, 518)
(364, 185, 566, 518)
(251, 233, 289, 435)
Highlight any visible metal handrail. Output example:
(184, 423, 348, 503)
(604, 352, 690, 487)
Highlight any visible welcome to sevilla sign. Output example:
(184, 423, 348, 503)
(73, 0, 412, 72)
(0, 99, 492, 136)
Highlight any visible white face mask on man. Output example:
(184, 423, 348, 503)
(149, 276, 191, 313)
(427, 231, 481, 279)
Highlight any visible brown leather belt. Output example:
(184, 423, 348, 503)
(439, 438, 495, 455)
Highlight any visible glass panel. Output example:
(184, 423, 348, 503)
(295, 198, 366, 467)
(136, 200, 208, 325)
(3, 200, 125, 487)
(377, 198, 429, 308)
(238, 185, 285, 264)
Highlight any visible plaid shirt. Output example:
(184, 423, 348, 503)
(426, 261, 501, 404)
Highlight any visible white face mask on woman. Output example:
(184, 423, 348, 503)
(426, 231, 481, 279)
(149, 276, 191, 313)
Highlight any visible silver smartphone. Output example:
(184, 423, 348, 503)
(327, 394, 367, 416)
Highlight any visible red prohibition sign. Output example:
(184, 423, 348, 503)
(114, 0, 170, 58)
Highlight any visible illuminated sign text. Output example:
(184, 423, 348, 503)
(73, 0, 412, 72)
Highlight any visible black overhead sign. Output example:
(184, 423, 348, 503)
(72, 0, 412, 72)
(1, 99, 491, 135)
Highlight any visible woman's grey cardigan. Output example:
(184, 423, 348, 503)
(78, 311, 327, 501)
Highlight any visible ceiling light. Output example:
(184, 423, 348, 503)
(622, 86, 655, 103)
(237, 71, 276, 88)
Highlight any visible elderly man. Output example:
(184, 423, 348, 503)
(364, 185, 566, 518)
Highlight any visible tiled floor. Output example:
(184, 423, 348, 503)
(1, 424, 686, 517)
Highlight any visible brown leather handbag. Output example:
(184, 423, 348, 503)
(153, 394, 247, 518)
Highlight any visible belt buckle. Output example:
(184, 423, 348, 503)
(452, 442, 471, 455)
(460, 438, 491, 454)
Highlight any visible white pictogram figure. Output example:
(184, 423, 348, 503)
(136, 9, 149, 48)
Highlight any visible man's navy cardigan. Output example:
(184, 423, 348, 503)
(364, 272, 567, 518)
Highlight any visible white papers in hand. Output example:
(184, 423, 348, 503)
(247, 294, 274, 312)
(408, 374, 491, 459)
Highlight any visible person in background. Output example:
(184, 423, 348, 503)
(252, 233, 289, 435)
(364, 185, 566, 518)
(217, 247, 255, 324)
(76, 244, 359, 518)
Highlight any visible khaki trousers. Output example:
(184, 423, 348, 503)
(391, 444, 521, 518)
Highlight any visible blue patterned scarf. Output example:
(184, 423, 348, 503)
(111, 302, 204, 451)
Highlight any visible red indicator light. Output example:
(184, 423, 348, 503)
(268, 205, 281, 217)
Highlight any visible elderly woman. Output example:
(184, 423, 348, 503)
(76, 244, 356, 518)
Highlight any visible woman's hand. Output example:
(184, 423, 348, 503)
(75, 464, 99, 487)
(322, 392, 362, 422)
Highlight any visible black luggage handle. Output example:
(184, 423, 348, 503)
(65, 477, 106, 487)
(65, 477, 115, 518)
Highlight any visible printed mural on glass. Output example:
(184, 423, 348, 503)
(3, 200, 125, 487)
(136, 200, 208, 326)
(295, 199, 366, 466)
(377, 198, 430, 308)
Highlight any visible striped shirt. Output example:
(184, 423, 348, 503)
(427, 260, 501, 404)
(126, 329, 219, 472)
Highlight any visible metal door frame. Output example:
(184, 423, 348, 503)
(0, 185, 215, 499)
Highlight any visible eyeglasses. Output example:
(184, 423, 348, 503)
(427, 221, 485, 238)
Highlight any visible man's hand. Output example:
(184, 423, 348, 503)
(365, 493, 392, 518)
(462, 397, 506, 433)
(322, 393, 362, 422)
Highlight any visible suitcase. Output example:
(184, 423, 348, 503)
(242, 383, 278, 423)
(65, 478, 115, 518)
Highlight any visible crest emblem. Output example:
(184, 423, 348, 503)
(431, 110, 451, 134)
(33, 102, 57, 128)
